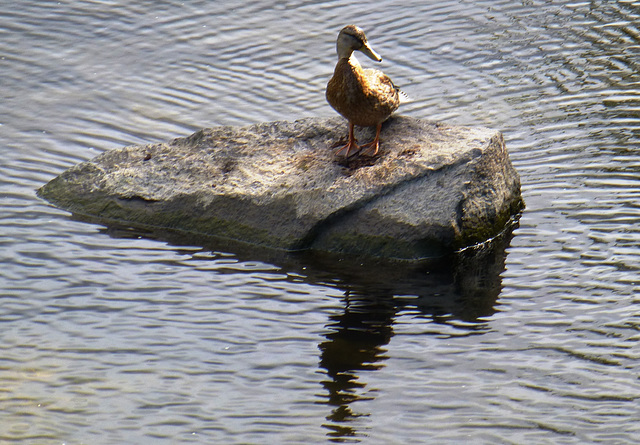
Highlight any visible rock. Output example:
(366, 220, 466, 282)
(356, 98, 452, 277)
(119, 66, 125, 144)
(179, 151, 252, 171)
(37, 116, 523, 259)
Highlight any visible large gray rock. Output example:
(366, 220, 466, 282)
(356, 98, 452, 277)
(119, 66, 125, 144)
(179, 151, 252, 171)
(37, 116, 523, 259)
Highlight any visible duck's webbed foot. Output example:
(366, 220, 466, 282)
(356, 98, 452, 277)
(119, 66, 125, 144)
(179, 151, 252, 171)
(357, 139, 379, 156)
(335, 139, 360, 157)
(357, 123, 382, 156)
(334, 121, 360, 157)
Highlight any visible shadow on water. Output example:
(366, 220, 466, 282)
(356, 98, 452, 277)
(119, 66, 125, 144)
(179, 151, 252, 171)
(78, 213, 517, 442)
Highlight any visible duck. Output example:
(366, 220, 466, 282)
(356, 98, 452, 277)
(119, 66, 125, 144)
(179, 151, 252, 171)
(326, 25, 401, 157)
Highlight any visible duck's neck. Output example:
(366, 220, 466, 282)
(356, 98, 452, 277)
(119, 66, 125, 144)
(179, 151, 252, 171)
(338, 49, 359, 63)
(333, 53, 366, 91)
(337, 52, 362, 73)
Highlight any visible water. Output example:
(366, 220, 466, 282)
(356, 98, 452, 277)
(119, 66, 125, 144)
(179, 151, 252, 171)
(2, 0, 639, 443)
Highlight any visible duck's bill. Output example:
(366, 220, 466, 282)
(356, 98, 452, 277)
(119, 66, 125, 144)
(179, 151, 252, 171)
(360, 42, 382, 62)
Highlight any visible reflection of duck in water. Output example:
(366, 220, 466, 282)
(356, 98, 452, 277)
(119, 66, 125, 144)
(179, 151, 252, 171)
(326, 25, 401, 157)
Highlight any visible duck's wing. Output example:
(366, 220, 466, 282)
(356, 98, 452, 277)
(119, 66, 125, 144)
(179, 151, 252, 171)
(374, 71, 410, 104)
(363, 68, 400, 111)
(364, 69, 398, 96)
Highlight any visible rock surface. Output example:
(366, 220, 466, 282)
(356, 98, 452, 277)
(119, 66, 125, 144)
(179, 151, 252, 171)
(37, 116, 523, 259)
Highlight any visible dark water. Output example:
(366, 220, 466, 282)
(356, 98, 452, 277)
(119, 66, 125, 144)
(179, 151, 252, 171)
(2, 1, 639, 443)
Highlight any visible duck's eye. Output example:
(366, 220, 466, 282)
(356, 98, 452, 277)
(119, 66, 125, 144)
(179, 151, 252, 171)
(347, 34, 364, 47)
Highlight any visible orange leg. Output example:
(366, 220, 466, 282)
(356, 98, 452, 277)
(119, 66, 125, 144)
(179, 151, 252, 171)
(335, 121, 359, 157)
(358, 123, 382, 156)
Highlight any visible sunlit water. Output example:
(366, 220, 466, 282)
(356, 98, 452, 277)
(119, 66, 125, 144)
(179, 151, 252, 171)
(1, 1, 639, 443)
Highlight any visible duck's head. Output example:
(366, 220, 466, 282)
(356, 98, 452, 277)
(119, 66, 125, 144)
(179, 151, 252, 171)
(335, 25, 382, 62)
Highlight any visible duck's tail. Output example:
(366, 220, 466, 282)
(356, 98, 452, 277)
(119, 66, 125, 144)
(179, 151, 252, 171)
(396, 88, 411, 104)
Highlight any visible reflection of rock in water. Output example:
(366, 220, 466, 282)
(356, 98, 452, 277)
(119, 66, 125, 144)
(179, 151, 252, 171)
(452, 232, 513, 321)
(304, 218, 516, 323)
(90, 213, 518, 443)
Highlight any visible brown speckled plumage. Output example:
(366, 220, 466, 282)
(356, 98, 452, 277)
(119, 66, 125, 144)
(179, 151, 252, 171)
(326, 25, 400, 157)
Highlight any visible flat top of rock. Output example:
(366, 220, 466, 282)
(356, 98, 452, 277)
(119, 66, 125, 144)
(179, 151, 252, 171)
(85, 116, 494, 215)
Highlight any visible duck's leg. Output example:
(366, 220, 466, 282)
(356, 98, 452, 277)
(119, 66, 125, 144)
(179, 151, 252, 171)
(335, 122, 359, 157)
(358, 123, 382, 156)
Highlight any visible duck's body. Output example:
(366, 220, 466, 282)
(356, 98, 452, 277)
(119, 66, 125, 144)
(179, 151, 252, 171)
(326, 25, 400, 157)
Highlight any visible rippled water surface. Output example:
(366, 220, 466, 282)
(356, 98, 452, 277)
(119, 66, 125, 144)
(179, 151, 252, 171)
(2, 1, 640, 443)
